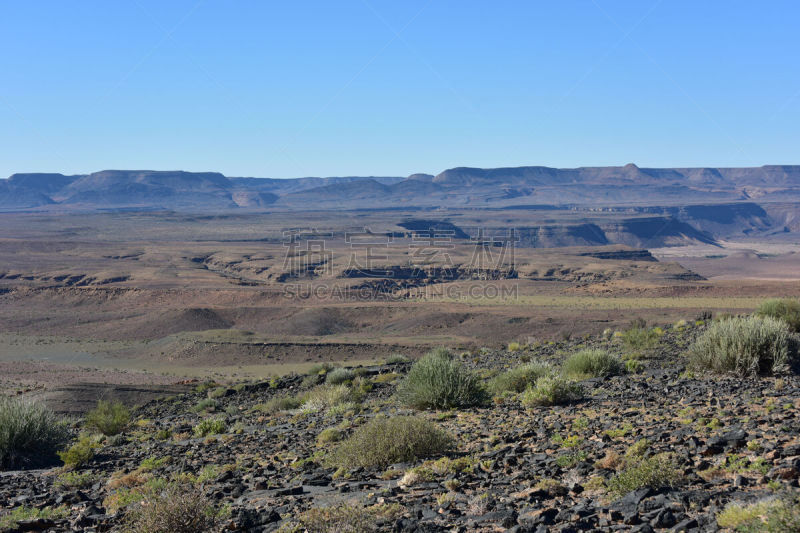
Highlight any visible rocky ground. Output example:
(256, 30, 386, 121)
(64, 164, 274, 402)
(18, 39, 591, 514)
(2, 320, 800, 532)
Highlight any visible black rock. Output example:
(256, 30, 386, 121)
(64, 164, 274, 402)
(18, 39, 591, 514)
(611, 488, 652, 515)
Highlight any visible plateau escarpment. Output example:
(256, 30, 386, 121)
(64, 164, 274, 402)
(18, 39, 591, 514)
(3, 164, 800, 246)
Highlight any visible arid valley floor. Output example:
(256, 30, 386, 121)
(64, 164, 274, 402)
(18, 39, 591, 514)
(2, 209, 800, 532)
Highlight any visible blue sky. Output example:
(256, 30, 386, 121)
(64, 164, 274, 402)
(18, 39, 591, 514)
(1, 1, 799, 178)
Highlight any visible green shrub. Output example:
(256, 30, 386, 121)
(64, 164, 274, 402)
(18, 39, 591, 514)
(192, 398, 219, 413)
(717, 494, 800, 532)
(55, 470, 98, 490)
(121, 482, 223, 533)
(520, 376, 583, 407)
(139, 456, 170, 472)
(0, 505, 68, 531)
(85, 400, 131, 436)
(194, 381, 219, 394)
(620, 327, 660, 351)
(373, 372, 400, 383)
(301, 384, 353, 412)
(562, 349, 624, 379)
(625, 358, 642, 373)
(208, 386, 229, 399)
(325, 368, 355, 385)
(286, 503, 402, 533)
(756, 298, 800, 332)
(385, 354, 410, 364)
(307, 362, 334, 375)
(487, 362, 551, 394)
(688, 315, 794, 376)
(330, 416, 453, 469)
(58, 434, 98, 468)
(317, 428, 342, 445)
(396, 349, 487, 409)
(0, 397, 70, 469)
(507, 342, 522, 352)
(192, 418, 226, 438)
(254, 395, 301, 414)
(606, 453, 682, 498)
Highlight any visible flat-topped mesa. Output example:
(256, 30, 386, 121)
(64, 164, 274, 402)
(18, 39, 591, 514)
(2, 167, 800, 239)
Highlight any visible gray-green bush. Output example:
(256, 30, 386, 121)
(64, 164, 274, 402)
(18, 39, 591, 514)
(562, 349, 624, 379)
(285, 503, 402, 533)
(687, 315, 795, 376)
(0, 397, 70, 469)
(325, 367, 355, 385)
(122, 482, 222, 533)
(606, 454, 682, 498)
(520, 376, 583, 407)
(487, 362, 551, 394)
(396, 349, 487, 409)
(85, 400, 130, 436)
(330, 416, 453, 469)
(756, 298, 800, 332)
(192, 418, 226, 438)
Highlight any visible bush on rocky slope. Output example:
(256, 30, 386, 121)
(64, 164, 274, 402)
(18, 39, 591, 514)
(325, 367, 355, 385)
(330, 416, 453, 469)
(620, 326, 661, 352)
(58, 434, 99, 468)
(121, 482, 223, 533)
(756, 298, 800, 332)
(396, 349, 487, 409)
(281, 502, 403, 533)
(520, 375, 583, 407)
(717, 493, 800, 532)
(0, 397, 70, 469)
(86, 400, 130, 436)
(606, 453, 682, 498)
(562, 349, 624, 379)
(487, 362, 551, 394)
(688, 315, 795, 376)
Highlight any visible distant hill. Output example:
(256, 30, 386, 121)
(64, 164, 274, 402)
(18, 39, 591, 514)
(2, 164, 800, 245)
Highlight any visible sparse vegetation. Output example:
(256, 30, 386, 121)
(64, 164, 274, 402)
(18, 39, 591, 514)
(306, 362, 334, 376)
(0, 505, 68, 531)
(254, 395, 301, 414)
(208, 386, 228, 399)
(520, 375, 583, 407)
(194, 381, 220, 394)
(301, 384, 353, 412)
(54, 470, 98, 490)
(606, 453, 682, 498)
(316, 427, 342, 445)
(0, 397, 70, 469)
(620, 327, 660, 351)
(756, 298, 800, 332)
(325, 367, 355, 385)
(330, 416, 453, 469)
(385, 354, 411, 364)
(562, 349, 624, 379)
(121, 482, 224, 533)
(717, 494, 800, 532)
(487, 362, 551, 394)
(85, 400, 131, 436)
(192, 398, 219, 413)
(58, 434, 99, 468)
(688, 315, 794, 376)
(192, 418, 226, 437)
(396, 349, 488, 409)
(282, 503, 402, 533)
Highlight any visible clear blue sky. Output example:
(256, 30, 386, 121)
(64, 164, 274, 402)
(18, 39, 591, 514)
(1, 1, 799, 178)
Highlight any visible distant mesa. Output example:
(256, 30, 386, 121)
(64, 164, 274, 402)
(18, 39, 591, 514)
(2, 164, 800, 247)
